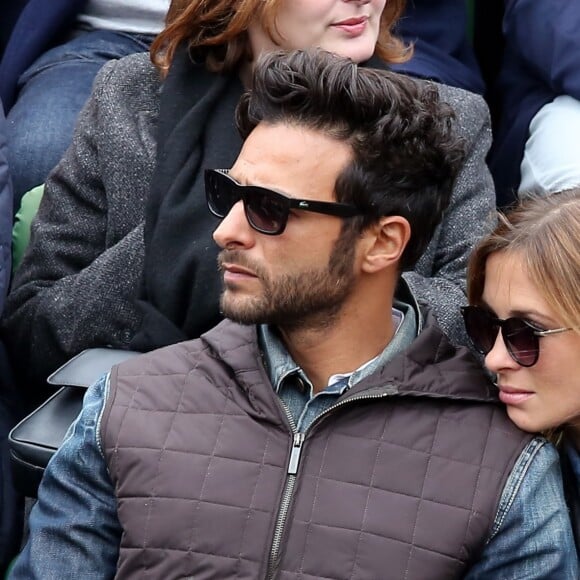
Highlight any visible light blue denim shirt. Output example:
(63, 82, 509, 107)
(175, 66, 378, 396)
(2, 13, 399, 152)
(10, 305, 578, 578)
(265, 304, 413, 433)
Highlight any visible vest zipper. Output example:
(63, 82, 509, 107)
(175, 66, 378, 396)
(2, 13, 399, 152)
(265, 390, 392, 579)
(288, 432, 305, 475)
(266, 400, 299, 580)
(266, 432, 304, 579)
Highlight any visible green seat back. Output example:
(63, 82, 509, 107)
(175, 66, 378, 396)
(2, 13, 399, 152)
(12, 184, 44, 272)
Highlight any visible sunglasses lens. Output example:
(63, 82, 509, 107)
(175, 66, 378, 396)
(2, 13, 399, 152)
(205, 171, 289, 235)
(503, 318, 539, 367)
(463, 307, 498, 354)
(205, 171, 239, 218)
(245, 190, 288, 235)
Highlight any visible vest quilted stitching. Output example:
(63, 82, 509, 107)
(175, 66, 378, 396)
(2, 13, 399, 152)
(102, 322, 530, 580)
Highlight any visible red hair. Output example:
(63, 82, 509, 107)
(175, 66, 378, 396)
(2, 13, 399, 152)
(151, 0, 410, 75)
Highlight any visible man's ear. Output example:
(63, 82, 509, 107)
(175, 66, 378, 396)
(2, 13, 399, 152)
(360, 216, 411, 274)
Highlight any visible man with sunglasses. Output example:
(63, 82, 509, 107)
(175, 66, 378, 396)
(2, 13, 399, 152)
(11, 49, 576, 578)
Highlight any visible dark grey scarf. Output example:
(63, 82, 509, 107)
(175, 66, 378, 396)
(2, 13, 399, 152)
(130, 46, 244, 350)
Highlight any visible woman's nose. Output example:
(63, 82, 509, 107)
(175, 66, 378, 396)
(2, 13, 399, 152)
(484, 330, 520, 373)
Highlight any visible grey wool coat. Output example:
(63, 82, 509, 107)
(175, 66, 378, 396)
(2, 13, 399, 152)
(2, 52, 496, 391)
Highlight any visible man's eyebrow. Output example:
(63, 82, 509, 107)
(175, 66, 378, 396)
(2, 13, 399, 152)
(230, 173, 297, 198)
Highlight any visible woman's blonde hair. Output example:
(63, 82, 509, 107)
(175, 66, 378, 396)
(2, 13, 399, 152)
(151, 0, 411, 75)
(467, 189, 580, 334)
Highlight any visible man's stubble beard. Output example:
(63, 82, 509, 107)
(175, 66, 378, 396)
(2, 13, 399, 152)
(218, 225, 358, 332)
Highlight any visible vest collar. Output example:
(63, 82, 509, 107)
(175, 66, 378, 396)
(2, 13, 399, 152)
(200, 282, 497, 406)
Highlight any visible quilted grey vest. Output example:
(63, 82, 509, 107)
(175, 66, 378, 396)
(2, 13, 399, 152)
(102, 319, 531, 579)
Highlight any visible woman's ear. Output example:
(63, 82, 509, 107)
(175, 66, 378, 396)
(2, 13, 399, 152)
(360, 216, 411, 274)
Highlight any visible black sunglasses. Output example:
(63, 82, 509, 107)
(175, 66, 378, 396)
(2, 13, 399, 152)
(461, 305, 571, 367)
(205, 169, 363, 235)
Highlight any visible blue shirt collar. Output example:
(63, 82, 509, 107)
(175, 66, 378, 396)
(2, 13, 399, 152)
(258, 299, 418, 396)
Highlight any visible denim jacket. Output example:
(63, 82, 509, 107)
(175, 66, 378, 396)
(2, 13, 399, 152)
(10, 308, 579, 578)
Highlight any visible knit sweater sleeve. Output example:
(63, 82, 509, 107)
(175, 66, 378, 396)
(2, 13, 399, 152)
(403, 84, 496, 347)
(2, 54, 158, 392)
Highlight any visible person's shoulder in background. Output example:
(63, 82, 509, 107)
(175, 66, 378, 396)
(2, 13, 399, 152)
(392, 0, 485, 95)
(489, 0, 580, 204)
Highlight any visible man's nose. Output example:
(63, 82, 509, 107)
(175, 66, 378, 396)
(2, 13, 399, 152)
(212, 200, 255, 249)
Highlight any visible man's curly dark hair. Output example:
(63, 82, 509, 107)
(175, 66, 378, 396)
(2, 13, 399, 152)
(235, 48, 466, 271)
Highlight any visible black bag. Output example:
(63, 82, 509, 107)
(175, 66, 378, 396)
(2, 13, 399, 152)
(8, 348, 140, 497)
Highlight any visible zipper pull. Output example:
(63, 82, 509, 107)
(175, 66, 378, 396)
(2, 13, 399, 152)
(288, 432, 305, 475)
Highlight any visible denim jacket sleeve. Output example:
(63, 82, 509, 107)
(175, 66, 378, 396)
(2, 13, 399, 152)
(9, 374, 121, 580)
(466, 437, 579, 579)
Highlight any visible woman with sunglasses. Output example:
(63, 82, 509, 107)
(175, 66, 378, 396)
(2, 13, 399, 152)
(2, 0, 496, 395)
(463, 188, 580, 545)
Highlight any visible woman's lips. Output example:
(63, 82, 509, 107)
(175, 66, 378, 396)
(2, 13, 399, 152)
(498, 386, 534, 406)
(332, 17, 368, 37)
